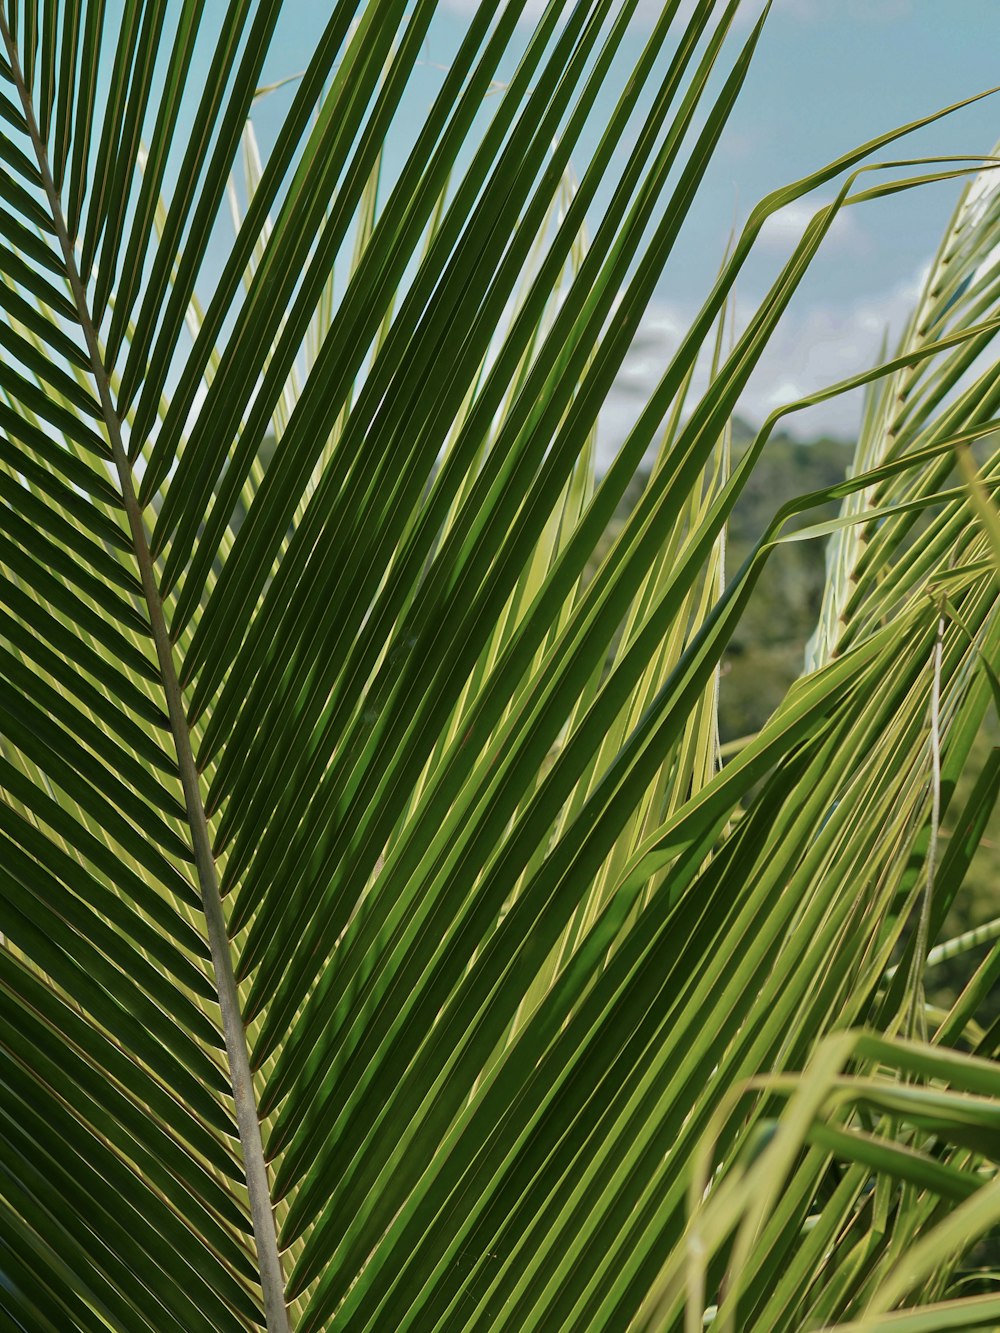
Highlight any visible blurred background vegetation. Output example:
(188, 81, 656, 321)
(596, 419, 999, 1022)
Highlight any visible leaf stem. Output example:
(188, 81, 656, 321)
(0, 17, 290, 1330)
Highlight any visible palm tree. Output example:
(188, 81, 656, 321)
(0, 2, 997, 1329)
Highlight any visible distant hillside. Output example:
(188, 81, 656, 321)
(607, 422, 998, 1019)
(719, 426, 853, 740)
(608, 421, 855, 742)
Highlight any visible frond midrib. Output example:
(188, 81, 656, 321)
(0, 15, 289, 1330)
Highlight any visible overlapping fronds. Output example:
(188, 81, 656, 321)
(0, 2, 996, 1330)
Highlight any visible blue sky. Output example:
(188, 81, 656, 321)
(640, 0, 1000, 438)
(245, 0, 1000, 447)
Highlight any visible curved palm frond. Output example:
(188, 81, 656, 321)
(0, 2, 997, 1331)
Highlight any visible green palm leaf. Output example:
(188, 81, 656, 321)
(0, 3, 997, 1330)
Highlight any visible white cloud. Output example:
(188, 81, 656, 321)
(738, 271, 923, 426)
(757, 198, 867, 253)
(596, 263, 928, 466)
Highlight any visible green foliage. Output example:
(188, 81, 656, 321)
(0, 3, 997, 1331)
(618, 422, 1000, 1027)
(607, 422, 857, 740)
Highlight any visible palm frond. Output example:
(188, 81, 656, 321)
(0, 2, 997, 1330)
